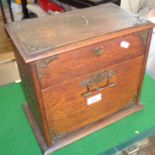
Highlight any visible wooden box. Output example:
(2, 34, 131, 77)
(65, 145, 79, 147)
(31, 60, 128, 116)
(6, 3, 154, 154)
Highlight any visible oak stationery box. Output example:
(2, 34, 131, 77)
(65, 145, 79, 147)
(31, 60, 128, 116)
(6, 3, 154, 154)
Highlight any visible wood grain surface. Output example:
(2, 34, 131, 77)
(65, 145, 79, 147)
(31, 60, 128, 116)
(37, 32, 146, 88)
(6, 3, 154, 149)
(42, 56, 144, 140)
(5, 3, 154, 63)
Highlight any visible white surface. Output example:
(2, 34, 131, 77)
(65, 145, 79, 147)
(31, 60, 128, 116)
(87, 94, 102, 105)
(121, 0, 140, 13)
(0, 61, 20, 86)
(27, 4, 47, 17)
(120, 41, 130, 48)
(146, 32, 155, 79)
(148, 30, 155, 57)
(146, 15, 155, 80)
(11, 2, 23, 21)
(146, 56, 155, 80)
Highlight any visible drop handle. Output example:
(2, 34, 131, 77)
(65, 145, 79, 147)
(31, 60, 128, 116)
(94, 47, 104, 56)
(80, 70, 116, 98)
(83, 82, 116, 98)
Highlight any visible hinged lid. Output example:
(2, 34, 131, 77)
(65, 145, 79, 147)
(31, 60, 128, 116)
(6, 3, 154, 63)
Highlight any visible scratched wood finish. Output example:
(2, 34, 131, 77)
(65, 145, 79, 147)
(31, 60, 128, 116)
(6, 3, 154, 151)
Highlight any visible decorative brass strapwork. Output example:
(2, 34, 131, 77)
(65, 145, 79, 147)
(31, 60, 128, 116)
(134, 15, 149, 25)
(37, 55, 59, 79)
(135, 30, 149, 46)
(81, 70, 116, 98)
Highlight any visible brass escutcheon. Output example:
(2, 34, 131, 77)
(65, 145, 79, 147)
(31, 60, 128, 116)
(95, 47, 104, 56)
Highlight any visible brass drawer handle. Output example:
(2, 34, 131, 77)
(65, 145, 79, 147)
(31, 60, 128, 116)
(81, 70, 116, 98)
(80, 70, 115, 87)
(94, 47, 104, 56)
(82, 82, 116, 98)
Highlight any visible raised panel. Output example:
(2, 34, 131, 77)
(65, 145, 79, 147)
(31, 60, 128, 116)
(42, 56, 144, 141)
(37, 32, 146, 88)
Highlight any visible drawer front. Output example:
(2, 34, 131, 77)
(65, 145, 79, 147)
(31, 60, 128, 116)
(37, 31, 147, 88)
(42, 56, 144, 139)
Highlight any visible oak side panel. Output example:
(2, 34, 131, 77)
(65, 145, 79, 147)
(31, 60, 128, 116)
(30, 63, 52, 146)
(12, 44, 52, 146)
(136, 28, 153, 104)
(13, 47, 43, 132)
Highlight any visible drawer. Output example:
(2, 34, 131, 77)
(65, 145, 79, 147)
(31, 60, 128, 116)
(41, 56, 144, 139)
(37, 31, 147, 88)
